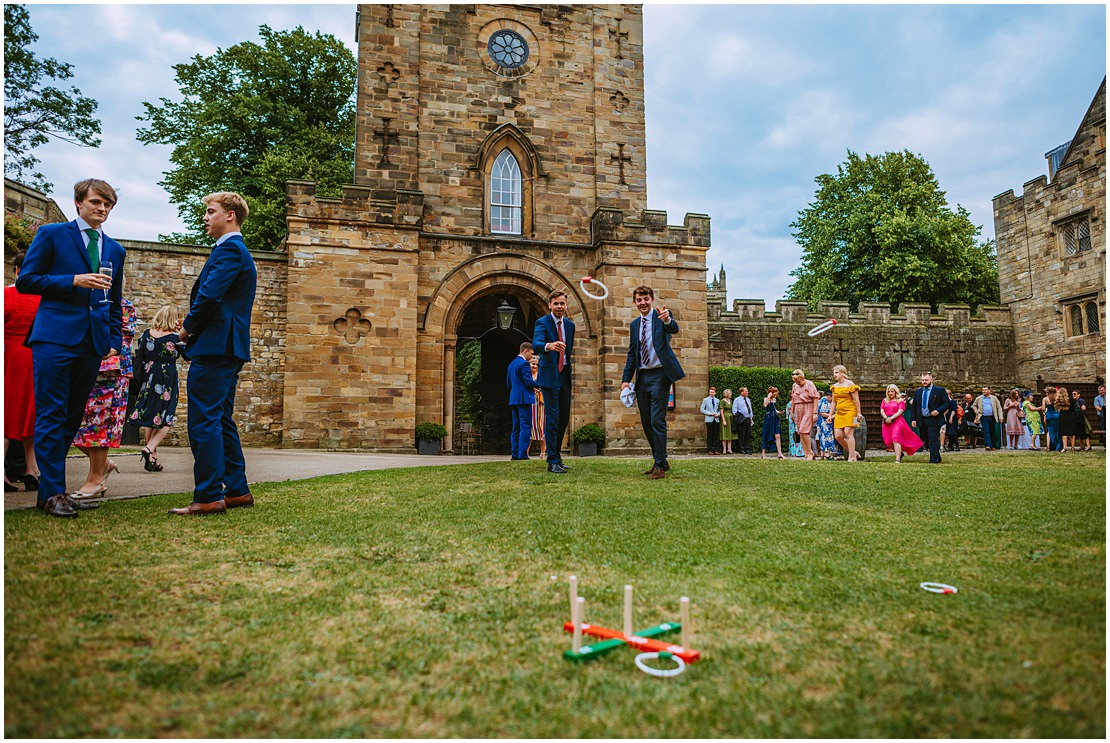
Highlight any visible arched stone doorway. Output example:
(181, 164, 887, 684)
(453, 290, 547, 454)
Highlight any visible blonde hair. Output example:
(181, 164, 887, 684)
(202, 191, 249, 225)
(1055, 387, 1071, 410)
(792, 369, 804, 377)
(832, 364, 848, 377)
(150, 305, 181, 332)
(886, 384, 900, 398)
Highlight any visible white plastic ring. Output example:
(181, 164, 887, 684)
(920, 582, 958, 594)
(580, 276, 609, 301)
(634, 651, 686, 678)
(807, 319, 837, 337)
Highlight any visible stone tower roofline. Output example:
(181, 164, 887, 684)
(714, 298, 1012, 327)
(994, 76, 1106, 205)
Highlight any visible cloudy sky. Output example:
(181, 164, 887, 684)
(17, 2, 1107, 307)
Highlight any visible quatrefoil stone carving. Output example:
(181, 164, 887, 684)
(333, 308, 372, 345)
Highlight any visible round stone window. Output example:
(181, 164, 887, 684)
(487, 29, 529, 69)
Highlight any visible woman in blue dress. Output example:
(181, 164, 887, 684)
(814, 389, 836, 459)
(127, 305, 183, 472)
(1042, 386, 1062, 452)
(761, 386, 784, 459)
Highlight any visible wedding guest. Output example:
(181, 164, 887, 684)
(732, 387, 754, 454)
(880, 384, 922, 463)
(128, 304, 184, 471)
(814, 389, 836, 459)
(1003, 388, 1024, 450)
(719, 389, 736, 454)
(1043, 386, 1062, 452)
(789, 369, 820, 460)
(830, 365, 862, 462)
(4, 251, 41, 492)
(1022, 390, 1043, 450)
(71, 298, 137, 499)
(760, 387, 784, 460)
(1055, 387, 1077, 451)
(1072, 389, 1092, 451)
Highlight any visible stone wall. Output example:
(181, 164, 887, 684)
(706, 270, 1019, 393)
(116, 242, 287, 447)
(993, 79, 1106, 385)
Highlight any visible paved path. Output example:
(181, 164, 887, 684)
(4, 447, 503, 510)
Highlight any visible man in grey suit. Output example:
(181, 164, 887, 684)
(621, 285, 685, 479)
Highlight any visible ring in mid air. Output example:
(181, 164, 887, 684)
(807, 318, 837, 337)
(580, 276, 609, 301)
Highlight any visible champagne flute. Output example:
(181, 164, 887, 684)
(98, 261, 113, 304)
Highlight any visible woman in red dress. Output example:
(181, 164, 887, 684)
(5, 251, 41, 491)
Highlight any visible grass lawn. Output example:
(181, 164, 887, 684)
(4, 452, 1105, 737)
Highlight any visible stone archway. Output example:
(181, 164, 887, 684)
(421, 253, 595, 452)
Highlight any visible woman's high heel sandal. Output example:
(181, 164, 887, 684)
(141, 448, 163, 472)
(100, 459, 119, 486)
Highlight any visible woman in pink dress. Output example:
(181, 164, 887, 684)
(4, 251, 41, 491)
(1003, 388, 1025, 450)
(790, 369, 820, 460)
(880, 384, 923, 463)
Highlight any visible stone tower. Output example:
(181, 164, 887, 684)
(993, 78, 1106, 384)
(284, 4, 711, 452)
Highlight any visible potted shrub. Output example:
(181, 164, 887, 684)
(415, 422, 447, 455)
(571, 423, 606, 457)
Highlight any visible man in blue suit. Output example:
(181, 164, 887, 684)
(532, 290, 575, 473)
(506, 342, 536, 460)
(17, 179, 124, 518)
(910, 371, 951, 464)
(621, 285, 686, 479)
(170, 192, 258, 515)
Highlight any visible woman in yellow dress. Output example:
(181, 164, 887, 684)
(830, 364, 862, 461)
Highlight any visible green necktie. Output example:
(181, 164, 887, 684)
(85, 229, 100, 272)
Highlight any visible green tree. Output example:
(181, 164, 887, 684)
(136, 25, 356, 250)
(787, 150, 999, 312)
(3, 4, 101, 191)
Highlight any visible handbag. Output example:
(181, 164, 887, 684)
(792, 430, 800, 444)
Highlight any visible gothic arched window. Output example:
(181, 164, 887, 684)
(490, 149, 522, 234)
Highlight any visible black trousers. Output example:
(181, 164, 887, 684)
(735, 417, 752, 453)
(705, 421, 720, 453)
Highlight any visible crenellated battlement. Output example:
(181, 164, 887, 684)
(285, 180, 424, 230)
(591, 206, 711, 249)
(713, 298, 1012, 328)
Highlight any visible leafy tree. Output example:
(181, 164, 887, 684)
(787, 150, 999, 312)
(4, 4, 101, 191)
(136, 25, 356, 250)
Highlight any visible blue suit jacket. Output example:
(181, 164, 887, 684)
(16, 220, 125, 356)
(622, 309, 686, 384)
(506, 354, 537, 406)
(182, 235, 257, 362)
(910, 384, 951, 425)
(532, 313, 575, 388)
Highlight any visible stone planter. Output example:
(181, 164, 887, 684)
(576, 442, 599, 457)
(417, 438, 441, 455)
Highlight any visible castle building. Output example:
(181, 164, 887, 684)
(993, 78, 1106, 384)
(283, 4, 711, 451)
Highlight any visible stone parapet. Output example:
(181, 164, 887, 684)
(591, 207, 711, 248)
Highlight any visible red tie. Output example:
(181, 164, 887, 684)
(556, 319, 565, 373)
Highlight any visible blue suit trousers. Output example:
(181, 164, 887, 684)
(31, 335, 102, 500)
(635, 368, 671, 470)
(187, 356, 249, 503)
(510, 405, 532, 459)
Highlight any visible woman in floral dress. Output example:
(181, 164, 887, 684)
(71, 298, 137, 498)
(128, 305, 183, 472)
(815, 389, 836, 459)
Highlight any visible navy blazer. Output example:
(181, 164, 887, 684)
(910, 384, 951, 425)
(17, 220, 125, 356)
(622, 309, 686, 385)
(506, 354, 537, 406)
(182, 235, 257, 362)
(532, 313, 575, 388)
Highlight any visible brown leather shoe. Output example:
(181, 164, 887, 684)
(41, 494, 78, 518)
(224, 493, 254, 509)
(649, 467, 666, 480)
(169, 500, 227, 516)
(643, 467, 657, 475)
